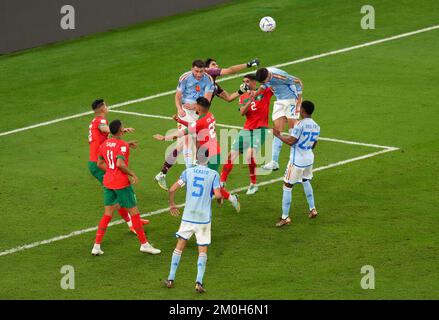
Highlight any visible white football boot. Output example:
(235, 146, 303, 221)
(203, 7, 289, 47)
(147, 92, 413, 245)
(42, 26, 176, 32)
(261, 160, 279, 171)
(246, 183, 259, 195)
(154, 172, 168, 191)
(140, 242, 161, 255)
(229, 194, 241, 213)
(91, 244, 104, 256)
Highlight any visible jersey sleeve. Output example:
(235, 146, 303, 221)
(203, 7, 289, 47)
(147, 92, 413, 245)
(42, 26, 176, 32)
(207, 68, 222, 77)
(264, 87, 274, 99)
(291, 122, 303, 139)
(204, 76, 215, 93)
(176, 76, 186, 92)
(116, 144, 129, 160)
(98, 145, 105, 160)
(212, 172, 220, 190)
(178, 170, 187, 186)
(98, 119, 108, 129)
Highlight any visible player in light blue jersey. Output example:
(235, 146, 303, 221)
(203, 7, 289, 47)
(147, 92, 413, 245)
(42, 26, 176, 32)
(255, 67, 303, 171)
(154, 59, 215, 189)
(164, 148, 222, 293)
(272, 101, 319, 227)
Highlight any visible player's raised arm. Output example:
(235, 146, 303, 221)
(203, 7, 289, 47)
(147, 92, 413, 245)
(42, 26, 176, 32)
(219, 58, 259, 76)
(153, 128, 186, 142)
(272, 128, 298, 146)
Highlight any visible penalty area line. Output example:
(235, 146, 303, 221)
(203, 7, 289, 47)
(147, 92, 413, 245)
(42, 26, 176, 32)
(0, 147, 398, 258)
(0, 24, 438, 138)
(110, 109, 399, 150)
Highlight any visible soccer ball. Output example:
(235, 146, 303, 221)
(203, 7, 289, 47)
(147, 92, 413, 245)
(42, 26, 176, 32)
(259, 16, 276, 32)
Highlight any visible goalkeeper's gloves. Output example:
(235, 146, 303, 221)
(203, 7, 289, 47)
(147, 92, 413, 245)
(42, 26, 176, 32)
(246, 58, 260, 68)
(238, 83, 250, 95)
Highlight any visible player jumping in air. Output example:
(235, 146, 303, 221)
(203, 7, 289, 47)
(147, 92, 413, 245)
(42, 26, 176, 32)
(255, 67, 303, 171)
(153, 97, 240, 212)
(205, 57, 259, 102)
(164, 147, 222, 293)
(220, 74, 273, 195)
(91, 120, 161, 255)
(272, 101, 319, 227)
(87, 99, 149, 234)
(154, 58, 258, 190)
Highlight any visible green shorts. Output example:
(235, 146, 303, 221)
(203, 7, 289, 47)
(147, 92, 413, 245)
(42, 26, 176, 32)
(231, 128, 267, 154)
(103, 185, 137, 209)
(88, 161, 104, 184)
(207, 153, 221, 172)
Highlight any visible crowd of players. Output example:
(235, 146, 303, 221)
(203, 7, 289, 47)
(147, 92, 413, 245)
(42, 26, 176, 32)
(87, 58, 320, 293)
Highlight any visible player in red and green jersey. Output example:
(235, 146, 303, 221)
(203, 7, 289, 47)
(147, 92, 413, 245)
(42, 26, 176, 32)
(88, 99, 149, 234)
(153, 97, 240, 213)
(92, 119, 161, 256)
(220, 74, 273, 195)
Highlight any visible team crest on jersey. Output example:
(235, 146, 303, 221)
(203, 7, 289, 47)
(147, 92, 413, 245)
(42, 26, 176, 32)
(121, 146, 127, 153)
(195, 85, 201, 92)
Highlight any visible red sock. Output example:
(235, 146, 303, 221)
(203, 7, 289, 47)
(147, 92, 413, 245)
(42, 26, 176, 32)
(95, 214, 112, 244)
(131, 213, 147, 245)
(220, 158, 234, 183)
(118, 207, 130, 223)
(248, 156, 257, 184)
(220, 187, 230, 200)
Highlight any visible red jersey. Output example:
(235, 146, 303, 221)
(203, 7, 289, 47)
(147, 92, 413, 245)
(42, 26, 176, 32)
(187, 112, 220, 157)
(239, 87, 273, 130)
(88, 116, 109, 162)
(98, 138, 131, 190)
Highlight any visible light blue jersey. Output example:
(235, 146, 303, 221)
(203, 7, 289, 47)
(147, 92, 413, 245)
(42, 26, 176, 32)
(263, 67, 302, 100)
(178, 165, 221, 224)
(177, 71, 215, 104)
(290, 118, 320, 167)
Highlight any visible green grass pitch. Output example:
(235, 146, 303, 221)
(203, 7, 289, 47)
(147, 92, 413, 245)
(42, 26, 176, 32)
(0, 0, 438, 299)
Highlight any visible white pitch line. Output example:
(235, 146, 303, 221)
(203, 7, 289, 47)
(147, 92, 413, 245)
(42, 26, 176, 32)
(1, 24, 438, 138)
(0, 146, 398, 258)
(111, 109, 398, 150)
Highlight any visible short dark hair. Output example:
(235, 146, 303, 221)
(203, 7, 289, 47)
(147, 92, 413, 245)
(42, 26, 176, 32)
(243, 73, 257, 81)
(91, 99, 105, 110)
(109, 119, 122, 135)
(196, 97, 210, 109)
(192, 59, 205, 68)
(205, 58, 216, 68)
(301, 100, 315, 115)
(255, 68, 269, 82)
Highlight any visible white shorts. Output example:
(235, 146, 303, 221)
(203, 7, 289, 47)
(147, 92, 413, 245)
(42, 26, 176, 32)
(283, 161, 313, 184)
(176, 221, 211, 246)
(177, 108, 199, 131)
(272, 99, 300, 121)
